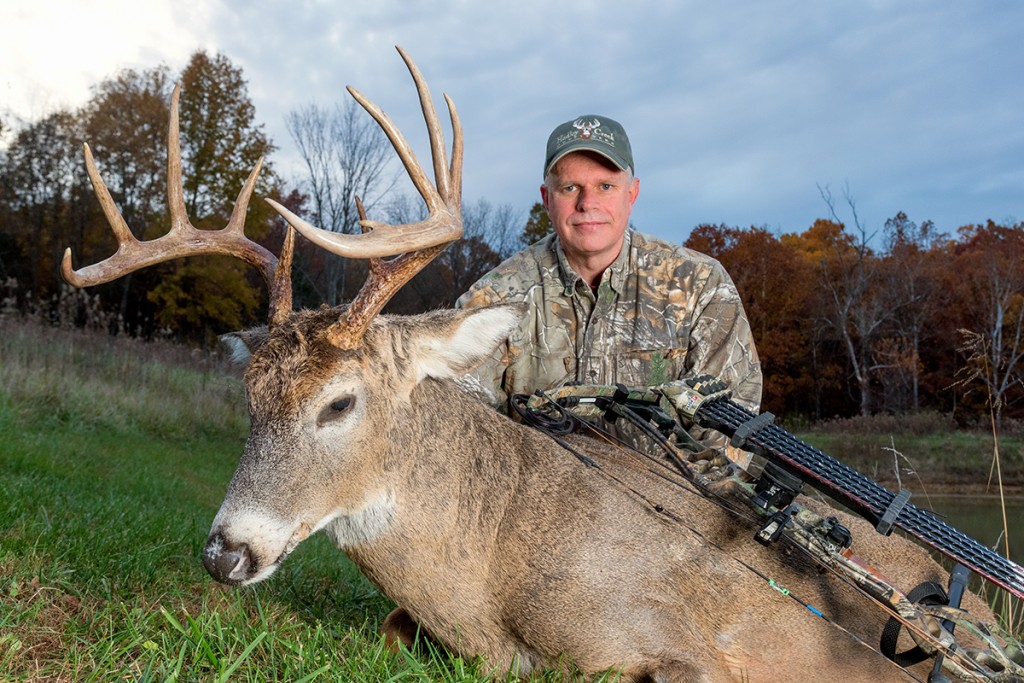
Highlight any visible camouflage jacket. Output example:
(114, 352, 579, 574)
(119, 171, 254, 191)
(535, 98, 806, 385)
(456, 230, 762, 426)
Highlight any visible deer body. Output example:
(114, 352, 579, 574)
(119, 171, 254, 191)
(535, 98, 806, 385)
(207, 305, 967, 683)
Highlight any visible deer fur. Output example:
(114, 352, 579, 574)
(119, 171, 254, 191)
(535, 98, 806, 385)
(202, 302, 994, 683)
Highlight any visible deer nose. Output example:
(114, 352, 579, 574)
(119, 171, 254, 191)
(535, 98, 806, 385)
(203, 532, 252, 585)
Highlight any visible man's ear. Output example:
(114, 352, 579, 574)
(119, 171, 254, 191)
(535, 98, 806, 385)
(220, 327, 270, 365)
(413, 304, 525, 381)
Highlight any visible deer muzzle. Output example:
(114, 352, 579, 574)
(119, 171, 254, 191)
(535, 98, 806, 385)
(202, 516, 316, 586)
(203, 531, 253, 585)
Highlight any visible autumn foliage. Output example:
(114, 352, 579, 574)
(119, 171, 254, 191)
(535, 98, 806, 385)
(686, 217, 1024, 423)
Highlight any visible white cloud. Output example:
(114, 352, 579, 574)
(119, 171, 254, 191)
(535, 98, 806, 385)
(0, 0, 219, 124)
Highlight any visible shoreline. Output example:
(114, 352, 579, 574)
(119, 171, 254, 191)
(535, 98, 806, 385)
(866, 477, 1024, 499)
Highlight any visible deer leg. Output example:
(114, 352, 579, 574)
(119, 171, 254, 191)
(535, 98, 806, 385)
(381, 606, 437, 653)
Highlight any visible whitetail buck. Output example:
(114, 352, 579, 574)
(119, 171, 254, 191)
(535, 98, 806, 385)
(63, 48, 1011, 683)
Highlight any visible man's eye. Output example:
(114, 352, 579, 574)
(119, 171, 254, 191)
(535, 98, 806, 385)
(563, 184, 577, 192)
(601, 183, 613, 190)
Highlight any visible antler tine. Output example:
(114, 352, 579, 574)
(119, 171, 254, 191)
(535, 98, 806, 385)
(267, 47, 463, 261)
(264, 196, 456, 259)
(167, 83, 189, 232)
(268, 226, 295, 329)
(62, 82, 294, 328)
(395, 45, 451, 207)
(444, 93, 463, 211)
(60, 142, 137, 287)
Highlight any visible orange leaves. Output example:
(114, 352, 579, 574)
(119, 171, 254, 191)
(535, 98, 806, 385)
(686, 218, 1024, 421)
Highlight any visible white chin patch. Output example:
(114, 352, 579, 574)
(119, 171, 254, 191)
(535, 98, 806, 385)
(324, 489, 397, 550)
(240, 561, 281, 586)
(214, 491, 396, 584)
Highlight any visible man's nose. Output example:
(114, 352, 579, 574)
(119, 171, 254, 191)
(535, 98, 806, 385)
(576, 188, 596, 211)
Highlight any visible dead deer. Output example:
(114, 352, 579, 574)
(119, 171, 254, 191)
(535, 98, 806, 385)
(63, 48, 1009, 683)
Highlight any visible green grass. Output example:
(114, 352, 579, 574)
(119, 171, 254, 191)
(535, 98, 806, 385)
(0, 319, 579, 682)
(795, 422, 1024, 492)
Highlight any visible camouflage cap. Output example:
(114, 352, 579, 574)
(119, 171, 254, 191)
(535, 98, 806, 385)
(544, 115, 634, 177)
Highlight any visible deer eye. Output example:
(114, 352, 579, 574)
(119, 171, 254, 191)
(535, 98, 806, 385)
(318, 395, 355, 425)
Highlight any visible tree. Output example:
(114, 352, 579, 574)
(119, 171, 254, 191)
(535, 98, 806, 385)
(688, 224, 820, 418)
(0, 110, 85, 302)
(949, 222, 1024, 427)
(686, 223, 739, 256)
(145, 51, 281, 343)
(432, 199, 519, 301)
(147, 257, 260, 335)
(83, 66, 171, 235)
(286, 99, 397, 306)
(80, 65, 173, 329)
(520, 202, 553, 246)
(178, 51, 276, 221)
(811, 185, 888, 417)
(877, 212, 946, 412)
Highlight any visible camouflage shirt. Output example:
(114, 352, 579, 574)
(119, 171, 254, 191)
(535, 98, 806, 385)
(456, 230, 762, 425)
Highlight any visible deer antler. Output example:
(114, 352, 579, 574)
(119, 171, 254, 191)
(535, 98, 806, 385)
(61, 83, 295, 328)
(264, 46, 463, 350)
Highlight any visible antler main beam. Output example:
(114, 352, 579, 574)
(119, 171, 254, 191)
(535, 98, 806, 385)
(62, 84, 294, 327)
(266, 46, 464, 350)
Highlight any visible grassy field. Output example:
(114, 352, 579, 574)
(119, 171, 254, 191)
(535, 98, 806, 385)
(795, 413, 1024, 495)
(0, 317, 1020, 681)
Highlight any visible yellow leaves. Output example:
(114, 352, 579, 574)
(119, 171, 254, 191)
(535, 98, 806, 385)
(147, 257, 260, 337)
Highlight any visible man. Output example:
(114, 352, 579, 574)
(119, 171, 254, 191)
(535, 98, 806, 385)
(456, 115, 762, 446)
(382, 116, 764, 650)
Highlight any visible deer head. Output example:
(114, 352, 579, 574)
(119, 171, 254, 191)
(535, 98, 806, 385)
(62, 46, 520, 585)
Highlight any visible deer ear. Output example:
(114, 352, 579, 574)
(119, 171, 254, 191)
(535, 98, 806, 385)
(220, 327, 270, 365)
(415, 304, 525, 380)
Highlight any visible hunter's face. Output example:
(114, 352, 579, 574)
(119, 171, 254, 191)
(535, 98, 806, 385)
(541, 151, 640, 280)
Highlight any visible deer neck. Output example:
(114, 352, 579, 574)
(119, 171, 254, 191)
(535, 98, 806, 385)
(330, 379, 533, 575)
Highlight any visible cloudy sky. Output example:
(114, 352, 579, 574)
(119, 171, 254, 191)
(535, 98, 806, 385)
(2, 1, 1021, 246)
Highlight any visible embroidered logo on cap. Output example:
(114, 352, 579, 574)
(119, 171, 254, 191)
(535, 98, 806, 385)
(573, 118, 600, 139)
(554, 118, 618, 150)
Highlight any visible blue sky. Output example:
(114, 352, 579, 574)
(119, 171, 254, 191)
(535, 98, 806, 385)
(2, 0, 1021, 246)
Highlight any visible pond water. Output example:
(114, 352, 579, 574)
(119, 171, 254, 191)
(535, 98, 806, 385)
(921, 496, 1023, 566)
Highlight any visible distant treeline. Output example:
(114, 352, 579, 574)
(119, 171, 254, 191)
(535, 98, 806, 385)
(1, 53, 1021, 425)
(683, 215, 1024, 424)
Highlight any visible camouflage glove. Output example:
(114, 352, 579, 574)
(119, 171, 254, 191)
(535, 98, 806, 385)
(657, 376, 732, 423)
(656, 377, 752, 473)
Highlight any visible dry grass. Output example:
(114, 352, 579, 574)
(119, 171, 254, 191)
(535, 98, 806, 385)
(0, 312, 247, 443)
